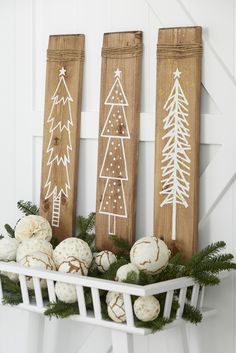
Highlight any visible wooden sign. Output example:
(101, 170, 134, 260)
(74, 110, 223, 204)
(154, 27, 202, 258)
(96, 31, 143, 251)
(40, 34, 84, 241)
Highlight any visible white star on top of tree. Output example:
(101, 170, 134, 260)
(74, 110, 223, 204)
(173, 68, 181, 79)
(114, 68, 122, 78)
(59, 66, 66, 76)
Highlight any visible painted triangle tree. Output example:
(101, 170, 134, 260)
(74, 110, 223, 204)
(160, 68, 191, 240)
(45, 66, 73, 228)
(99, 68, 130, 235)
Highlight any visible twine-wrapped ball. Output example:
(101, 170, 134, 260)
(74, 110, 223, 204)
(53, 238, 92, 269)
(58, 256, 89, 276)
(115, 263, 139, 282)
(94, 250, 117, 273)
(15, 215, 52, 242)
(18, 251, 56, 289)
(16, 238, 53, 263)
(0, 237, 19, 261)
(130, 237, 171, 274)
(106, 291, 121, 305)
(107, 294, 126, 323)
(55, 282, 77, 304)
(133, 296, 160, 322)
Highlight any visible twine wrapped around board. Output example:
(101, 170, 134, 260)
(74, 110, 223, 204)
(47, 49, 85, 62)
(157, 43, 203, 59)
(102, 43, 143, 59)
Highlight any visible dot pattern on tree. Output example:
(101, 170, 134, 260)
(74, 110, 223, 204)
(99, 179, 127, 217)
(101, 105, 129, 138)
(105, 77, 128, 106)
(100, 138, 127, 179)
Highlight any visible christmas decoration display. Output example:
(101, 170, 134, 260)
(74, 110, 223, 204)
(133, 296, 160, 322)
(58, 256, 89, 276)
(154, 26, 202, 258)
(0, 237, 19, 261)
(16, 239, 53, 262)
(96, 31, 143, 251)
(130, 237, 171, 274)
(107, 293, 126, 323)
(55, 282, 77, 304)
(40, 34, 84, 242)
(18, 251, 56, 289)
(115, 263, 139, 282)
(95, 250, 117, 273)
(53, 238, 92, 269)
(15, 215, 52, 242)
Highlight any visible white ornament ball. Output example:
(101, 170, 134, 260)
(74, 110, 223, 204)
(53, 238, 92, 269)
(130, 237, 171, 274)
(95, 250, 117, 273)
(55, 282, 77, 304)
(133, 296, 160, 322)
(58, 256, 89, 276)
(0, 237, 19, 261)
(115, 263, 139, 282)
(18, 251, 56, 289)
(1, 261, 19, 282)
(16, 238, 53, 263)
(106, 291, 121, 305)
(107, 294, 126, 323)
(15, 215, 52, 242)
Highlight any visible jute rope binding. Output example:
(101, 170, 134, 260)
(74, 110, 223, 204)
(47, 49, 85, 62)
(102, 43, 143, 59)
(157, 43, 202, 59)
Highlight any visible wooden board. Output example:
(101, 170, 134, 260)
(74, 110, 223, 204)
(154, 27, 202, 258)
(40, 34, 84, 241)
(96, 31, 143, 251)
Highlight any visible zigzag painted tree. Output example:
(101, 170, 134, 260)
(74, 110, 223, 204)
(99, 68, 130, 235)
(160, 68, 191, 240)
(45, 67, 73, 228)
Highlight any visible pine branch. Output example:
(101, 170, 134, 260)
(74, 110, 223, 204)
(122, 271, 140, 284)
(17, 200, 39, 216)
(109, 235, 131, 257)
(75, 213, 96, 249)
(44, 301, 79, 319)
(182, 303, 202, 324)
(101, 258, 129, 281)
(4, 224, 15, 238)
(135, 316, 173, 332)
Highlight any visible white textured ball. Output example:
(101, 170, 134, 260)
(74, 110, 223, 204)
(0, 237, 19, 261)
(134, 296, 160, 322)
(1, 261, 19, 282)
(115, 263, 139, 282)
(106, 291, 121, 305)
(16, 238, 53, 263)
(95, 251, 117, 273)
(107, 294, 126, 323)
(55, 282, 77, 304)
(58, 256, 89, 276)
(130, 237, 171, 274)
(18, 251, 56, 289)
(53, 238, 92, 269)
(15, 215, 52, 242)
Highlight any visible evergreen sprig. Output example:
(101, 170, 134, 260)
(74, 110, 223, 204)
(182, 303, 203, 324)
(4, 224, 15, 238)
(75, 213, 96, 249)
(135, 316, 173, 332)
(17, 200, 39, 216)
(45, 301, 79, 319)
(109, 235, 131, 258)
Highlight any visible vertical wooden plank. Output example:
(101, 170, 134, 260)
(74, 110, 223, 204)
(19, 274, 30, 305)
(154, 27, 202, 258)
(163, 290, 174, 319)
(176, 287, 187, 318)
(32, 277, 44, 309)
(91, 287, 102, 320)
(96, 31, 143, 251)
(47, 279, 56, 302)
(40, 34, 85, 241)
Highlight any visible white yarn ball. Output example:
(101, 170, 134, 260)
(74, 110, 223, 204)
(1, 261, 19, 282)
(53, 238, 92, 269)
(55, 282, 77, 304)
(130, 237, 171, 274)
(15, 215, 52, 242)
(18, 251, 56, 289)
(95, 251, 117, 273)
(106, 291, 121, 305)
(134, 296, 160, 322)
(16, 238, 53, 263)
(107, 294, 126, 323)
(58, 256, 89, 276)
(115, 263, 139, 282)
(0, 237, 19, 261)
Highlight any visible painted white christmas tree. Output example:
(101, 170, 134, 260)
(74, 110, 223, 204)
(160, 68, 191, 240)
(44, 66, 73, 228)
(99, 68, 129, 235)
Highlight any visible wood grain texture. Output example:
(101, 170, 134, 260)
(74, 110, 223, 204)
(154, 27, 202, 258)
(96, 31, 143, 251)
(40, 34, 84, 241)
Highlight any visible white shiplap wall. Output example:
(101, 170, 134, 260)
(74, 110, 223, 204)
(0, 0, 235, 352)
